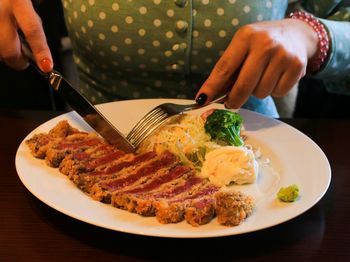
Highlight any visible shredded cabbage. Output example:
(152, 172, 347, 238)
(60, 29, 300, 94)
(138, 114, 219, 169)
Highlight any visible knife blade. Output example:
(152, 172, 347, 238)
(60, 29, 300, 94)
(19, 34, 135, 152)
(47, 71, 136, 152)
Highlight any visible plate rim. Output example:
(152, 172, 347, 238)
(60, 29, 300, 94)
(15, 99, 331, 238)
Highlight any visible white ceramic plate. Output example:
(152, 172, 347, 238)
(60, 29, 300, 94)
(15, 99, 331, 238)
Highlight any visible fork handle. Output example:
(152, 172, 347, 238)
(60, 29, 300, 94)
(210, 94, 227, 104)
(188, 94, 227, 111)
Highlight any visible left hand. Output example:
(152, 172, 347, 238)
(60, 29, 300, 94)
(196, 19, 319, 109)
(0, 0, 53, 72)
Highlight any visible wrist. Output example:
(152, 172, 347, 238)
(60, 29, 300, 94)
(289, 11, 330, 74)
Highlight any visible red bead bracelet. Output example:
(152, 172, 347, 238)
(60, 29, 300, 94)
(289, 11, 330, 74)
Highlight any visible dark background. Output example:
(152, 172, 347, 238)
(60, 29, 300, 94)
(1, 0, 349, 118)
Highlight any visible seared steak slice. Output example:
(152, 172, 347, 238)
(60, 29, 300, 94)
(112, 172, 219, 224)
(154, 182, 220, 224)
(75, 151, 157, 193)
(26, 120, 79, 158)
(59, 144, 118, 176)
(112, 165, 193, 216)
(60, 148, 126, 180)
(90, 151, 177, 203)
(45, 133, 103, 167)
(184, 197, 216, 226)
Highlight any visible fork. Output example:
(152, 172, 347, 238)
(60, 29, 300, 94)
(126, 95, 227, 147)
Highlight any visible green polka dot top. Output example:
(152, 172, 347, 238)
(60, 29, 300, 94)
(61, 0, 350, 105)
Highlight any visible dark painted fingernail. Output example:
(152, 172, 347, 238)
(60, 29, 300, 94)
(196, 93, 208, 105)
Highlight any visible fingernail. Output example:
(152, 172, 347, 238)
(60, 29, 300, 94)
(196, 93, 208, 106)
(40, 58, 53, 72)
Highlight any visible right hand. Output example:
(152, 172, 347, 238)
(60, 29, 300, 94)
(196, 19, 318, 109)
(0, 0, 53, 72)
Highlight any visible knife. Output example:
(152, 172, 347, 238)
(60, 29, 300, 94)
(48, 71, 136, 152)
(20, 37, 136, 153)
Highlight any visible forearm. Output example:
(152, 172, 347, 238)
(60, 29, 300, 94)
(297, 1, 350, 79)
(315, 18, 350, 79)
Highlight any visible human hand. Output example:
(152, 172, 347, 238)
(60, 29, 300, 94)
(196, 19, 319, 109)
(0, 0, 53, 72)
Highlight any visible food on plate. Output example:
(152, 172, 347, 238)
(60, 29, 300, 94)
(204, 109, 244, 147)
(26, 119, 254, 227)
(137, 113, 215, 168)
(201, 146, 258, 186)
(277, 184, 300, 202)
(138, 109, 259, 186)
(215, 191, 255, 226)
(25, 121, 80, 159)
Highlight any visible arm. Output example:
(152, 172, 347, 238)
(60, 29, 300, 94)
(196, 17, 319, 109)
(196, 1, 350, 108)
(301, 1, 350, 80)
(0, 0, 53, 72)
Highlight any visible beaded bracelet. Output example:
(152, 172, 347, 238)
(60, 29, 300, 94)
(289, 11, 330, 74)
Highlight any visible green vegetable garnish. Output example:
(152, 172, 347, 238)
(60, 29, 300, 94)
(204, 109, 244, 146)
(277, 184, 299, 202)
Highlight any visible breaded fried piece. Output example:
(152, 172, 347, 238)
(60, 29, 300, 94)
(215, 191, 254, 226)
(184, 198, 216, 227)
(26, 120, 79, 158)
(45, 133, 101, 167)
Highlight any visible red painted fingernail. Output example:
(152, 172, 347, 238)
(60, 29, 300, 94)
(40, 58, 53, 72)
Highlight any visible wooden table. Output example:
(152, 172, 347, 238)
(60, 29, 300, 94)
(1, 110, 349, 261)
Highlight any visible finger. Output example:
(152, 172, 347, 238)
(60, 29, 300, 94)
(225, 51, 270, 109)
(196, 36, 249, 104)
(272, 59, 305, 97)
(0, 16, 29, 70)
(253, 55, 286, 99)
(13, 0, 53, 72)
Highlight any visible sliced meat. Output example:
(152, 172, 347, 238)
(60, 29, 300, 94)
(26, 120, 79, 158)
(90, 151, 177, 203)
(154, 182, 219, 224)
(112, 165, 193, 216)
(60, 148, 126, 180)
(45, 133, 103, 167)
(26, 121, 255, 227)
(75, 151, 157, 193)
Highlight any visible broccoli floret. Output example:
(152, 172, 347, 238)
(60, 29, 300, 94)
(204, 109, 244, 146)
(277, 184, 299, 202)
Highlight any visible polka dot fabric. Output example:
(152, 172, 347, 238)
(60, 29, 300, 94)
(61, 0, 350, 106)
(191, 0, 285, 76)
(62, 0, 287, 106)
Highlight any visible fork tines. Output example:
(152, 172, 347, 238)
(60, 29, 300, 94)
(126, 106, 169, 147)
